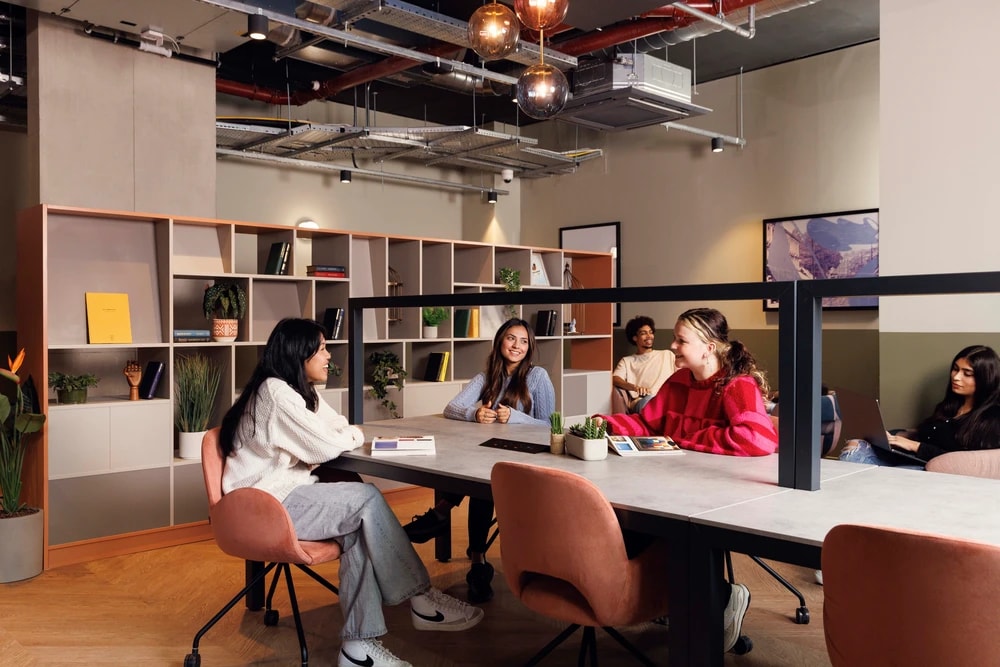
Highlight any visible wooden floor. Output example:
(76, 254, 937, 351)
(0, 488, 832, 666)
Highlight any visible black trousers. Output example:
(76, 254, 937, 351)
(440, 493, 494, 553)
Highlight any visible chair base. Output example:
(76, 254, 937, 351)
(184, 561, 338, 667)
(524, 623, 659, 667)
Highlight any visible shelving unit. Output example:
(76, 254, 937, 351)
(16, 204, 613, 569)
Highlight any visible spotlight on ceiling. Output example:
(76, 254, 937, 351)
(712, 137, 724, 153)
(340, 170, 352, 183)
(487, 190, 498, 204)
(247, 11, 268, 40)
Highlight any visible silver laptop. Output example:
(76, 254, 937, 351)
(834, 386, 928, 465)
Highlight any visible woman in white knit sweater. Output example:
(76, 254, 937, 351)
(219, 318, 482, 667)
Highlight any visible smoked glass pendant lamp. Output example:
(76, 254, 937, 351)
(468, 1, 520, 61)
(515, 26, 569, 120)
(513, 0, 569, 31)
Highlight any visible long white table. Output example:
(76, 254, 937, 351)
(325, 415, 1000, 667)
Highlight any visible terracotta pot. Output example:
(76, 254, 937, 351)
(0, 508, 43, 583)
(211, 318, 239, 342)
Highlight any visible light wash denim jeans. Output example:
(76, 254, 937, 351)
(283, 481, 431, 640)
(838, 440, 925, 471)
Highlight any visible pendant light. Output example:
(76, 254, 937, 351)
(513, 0, 569, 31)
(515, 27, 569, 120)
(468, 1, 520, 61)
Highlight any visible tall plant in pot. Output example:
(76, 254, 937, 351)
(174, 353, 221, 460)
(1, 349, 46, 582)
(203, 281, 247, 342)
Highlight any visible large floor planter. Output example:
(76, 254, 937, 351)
(0, 508, 44, 583)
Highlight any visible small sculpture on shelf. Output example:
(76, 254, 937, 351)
(123, 360, 142, 401)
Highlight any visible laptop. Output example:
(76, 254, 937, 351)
(834, 386, 928, 465)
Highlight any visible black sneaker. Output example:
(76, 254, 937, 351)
(403, 508, 448, 544)
(466, 561, 495, 603)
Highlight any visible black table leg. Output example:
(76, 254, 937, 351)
(433, 489, 453, 562)
(245, 559, 266, 610)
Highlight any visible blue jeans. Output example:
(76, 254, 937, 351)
(838, 440, 925, 471)
(283, 481, 431, 640)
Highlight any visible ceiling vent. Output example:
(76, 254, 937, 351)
(557, 54, 711, 132)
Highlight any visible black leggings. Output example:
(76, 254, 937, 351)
(441, 493, 495, 553)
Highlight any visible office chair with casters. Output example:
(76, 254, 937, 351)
(183, 428, 343, 667)
(823, 523, 1000, 666)
(491, 461, 672, 666)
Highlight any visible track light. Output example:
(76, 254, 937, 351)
(340, 170, 352, 183)
(487, 189, 498, 204)
(712, 137, 724, 153)
(248, 11, 268, 40)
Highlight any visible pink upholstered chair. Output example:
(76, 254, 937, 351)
(925, 449, 1000, 478)
(491, 461, 670, 666)
(823, 523, 1000, 667)
(184, 428, 343, 667)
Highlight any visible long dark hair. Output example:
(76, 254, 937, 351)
(925, 345, 1000, 450)
(479, 318, 536, 412)
(677, 307, 770, 397)
(219, 318, 326, 457)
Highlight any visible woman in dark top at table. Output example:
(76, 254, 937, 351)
(840, 344, 1000, 466)
(403, 317, 555, 604)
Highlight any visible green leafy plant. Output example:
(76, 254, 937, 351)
(422, 307, 449, 327)
(568, 416, 607, 440)
(202, 281, 247, 320)
(48, 371, 100, 392)
(368, 351, 407, 418)
(327, 362, 343, 378)
(498, 267, 521, 318)
(1, 350, 46, 516)
(174, 354, 221, 433)
(549, 411, 563, 435)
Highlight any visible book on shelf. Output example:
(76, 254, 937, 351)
(534, 309, 558, 337)
(308, 270, 347, 278)
(174, 337, 212, 343)
(85, 292, 133, 344)
(423, 351, 450, 382)
(453, 309, 471, 337)
(137, 361, 165, 400)
(172, 329, 211, 337)
(529, 251, 550, 286)
(264, 241, 290, 275)
(307, 264, 346, 273)
(469, 307, 480, 338)
(607, 434, 683, 456)
(370, 435, 436, 456)
(323, 307, 345, 340)
(278, 242, 291, 275)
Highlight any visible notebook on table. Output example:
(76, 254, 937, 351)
(835, 386, 927, 465)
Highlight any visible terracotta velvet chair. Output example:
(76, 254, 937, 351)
(823, 523, 1000, 667)
(925, 449, 1000, 478)
(184, 428, 343, 667)
(491, 461, 670, 666)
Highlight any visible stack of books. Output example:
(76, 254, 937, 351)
(307, 264, 346, 278)
(174, 329, 211, 343)
(534, 309, 558, 337)
(453, 308, 480, 338)
(423, 351, 450, 382)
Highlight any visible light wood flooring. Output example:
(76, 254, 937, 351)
(0, 488, 832, 666)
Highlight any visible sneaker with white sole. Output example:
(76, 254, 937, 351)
(722, 583, 751, 652)
(411, 587, 485, 632)
(338, 638, 412, 667)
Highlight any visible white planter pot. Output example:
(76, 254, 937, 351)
(178, 430, 206, 460)
(423, 325, 438, 339)
(565, 433, 608, 461)
(0, 508, 43, 583)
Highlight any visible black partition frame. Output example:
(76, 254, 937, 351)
(347, 270, 1000, 491)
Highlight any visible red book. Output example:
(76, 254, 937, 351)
(308, 271, 346, 278)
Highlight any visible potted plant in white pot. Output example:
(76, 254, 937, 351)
(48, 371, 100, 404)
(421, 307, 449, 338)
(565, 416, 609, 461)
(174, 353, 221, 460)
(202, 281, 247, 342)
(1, 349, 46, 582)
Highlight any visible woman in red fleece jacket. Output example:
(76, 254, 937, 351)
(597, 307, 778, 457)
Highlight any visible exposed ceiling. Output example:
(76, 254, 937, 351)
(0, 0, 878, 133)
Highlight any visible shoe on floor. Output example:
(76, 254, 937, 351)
(722, 583, 751, 653)
(814, 569, 823, 585)
(403, 508, 448, 544)
(338, 638, 412, 667)
(466, 561, 495, 603)
(411, 587, 485, 632)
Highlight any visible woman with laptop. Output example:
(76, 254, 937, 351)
(839, 344, 1000, 466)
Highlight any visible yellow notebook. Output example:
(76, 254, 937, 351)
(85, 292, 133, 343)
(469, 308, 480, 338)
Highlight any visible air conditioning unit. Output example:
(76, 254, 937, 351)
(558, 54, 711, 131)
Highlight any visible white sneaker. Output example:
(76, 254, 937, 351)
(722, 583, 751, 652)
(411, 587, 485, 631)
(338, 638, 412, 667)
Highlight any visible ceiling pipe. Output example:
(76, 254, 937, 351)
(671, 1, 756, 38)
(555, 18, 681, 57)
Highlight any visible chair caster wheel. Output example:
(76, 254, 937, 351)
(731, 635, 754, 655)
(264, 609, 279, 626)
(184, 653, 201, 667)
(795, 607, 810, 624)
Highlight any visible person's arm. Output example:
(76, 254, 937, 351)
(503, 366, 555, 425)
(678, 377, 778, 457)
(443, 373, 488, 422)
(267, 382, 364, 464)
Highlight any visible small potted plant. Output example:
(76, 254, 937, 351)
(549, 411, 565, 455)
(48, 371, 100, 405)
(498, 267, 521, 319)
(174, 353, 222, 460)
(421, 307, 449, 338)
(565, 416, 609, 461)
(368, 351, 407, 418)
(203, 281, 247, 342)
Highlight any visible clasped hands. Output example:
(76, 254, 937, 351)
(476, 404, 511, 424)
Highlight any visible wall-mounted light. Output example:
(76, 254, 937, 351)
(487, 189, 498, 204)
(340, 170, 352, 183)
(297, 219, 319, 229)
(711, 137, 724, 153)
(248, 10, 268, 40)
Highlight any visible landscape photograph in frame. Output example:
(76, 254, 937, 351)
(763, 208, 879, 311)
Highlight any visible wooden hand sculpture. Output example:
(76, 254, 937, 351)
(124, 360, 142, 401)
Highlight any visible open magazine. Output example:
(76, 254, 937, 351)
(370, 435, 436, 456)
(607, 434, 683, 456)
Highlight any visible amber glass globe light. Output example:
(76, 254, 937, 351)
(468, 2, 520, 61)
(516, 62, 570, 119)
(513, 0, 569, 31)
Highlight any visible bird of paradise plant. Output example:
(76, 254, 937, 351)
(0, 349, 46, 517)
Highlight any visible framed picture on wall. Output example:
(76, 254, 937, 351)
(763, 208, 879, 311)
(560, 222, 621, 326)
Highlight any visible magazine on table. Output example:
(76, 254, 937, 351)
(607, 434, 683, 456)
(370, 435, 436, 456)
